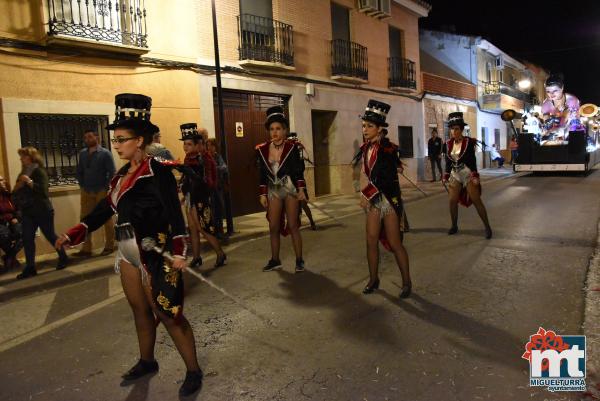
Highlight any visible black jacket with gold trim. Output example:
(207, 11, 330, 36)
(255, 140, 306, 195)
(357, 137, 403, 213)
(65, 157, 187, 257)
(445, 137, 478, 174)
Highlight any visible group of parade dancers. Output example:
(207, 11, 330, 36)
(53, 93, 492, 397)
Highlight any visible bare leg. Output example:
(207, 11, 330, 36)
(301, 201, 316, 229)
(382, 211, 411, 288)
(365, 208, 382, 285)
(448, 183, 461, 232)
(284, 195, 302, 259)
(466, 182, 491, 231)
(267, 197, 284, 261)
(198, 227, 224, 258)
(187, 208, 201, 259)
(120, 261, 156, 362)
(141, 284, 200, 372)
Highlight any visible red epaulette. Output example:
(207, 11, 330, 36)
(255, 142, 268, 150)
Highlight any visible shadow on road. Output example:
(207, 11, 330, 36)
(380, 292, 523, 371)
(276, 270, 404, 348)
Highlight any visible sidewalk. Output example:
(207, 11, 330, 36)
(0, 168, 517, 302)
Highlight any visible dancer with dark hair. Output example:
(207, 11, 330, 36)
(179, 124, 226, 268)
(442, 112, 492, 239)
(55, 94, 203, 397)
(354, 100, 411, 298)
(256, 106, 307, 272)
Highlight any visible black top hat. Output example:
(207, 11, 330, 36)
(179, 123, 202, 141)
(447, 112, 467, 128)
(106, 93, 159, 137)
(360, 100, 390, 127)
(264, 106, 289, 129)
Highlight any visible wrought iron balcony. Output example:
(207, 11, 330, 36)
(331, 39, 368, 82)
(237, 14, 294, 68)
(388, 57, 416, 89)
(47, 0, 148, 50)
(483, 81, 530, 103)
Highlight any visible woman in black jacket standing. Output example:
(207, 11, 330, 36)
(355, 100, 411, 298)
(442, 112, 492, 239)
(256, 106, 306, 273)
(14, 146, 68, 279)
(55, 94, 203, 397)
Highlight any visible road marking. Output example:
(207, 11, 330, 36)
(0, 292, 125, 353)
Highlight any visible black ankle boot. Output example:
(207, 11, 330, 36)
(448, 225, 458, 235)
(295, 258, 305, 273)
(16, 266, 37, 280)
(485, 226, 493, 239)
(121, 359, 159, 381)
(400, 283, 412, 299)
(362, 278, 380, 294)
(179, 370, 203, 396)
(262, 259, 282, 272)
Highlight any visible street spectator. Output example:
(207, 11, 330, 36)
(206, 138, 228, 238)
(510, 135, 519, 164)
(198, 128, 209, 144)
(0, 176, 22, 273)
(13, 147, 68, 279)
(75, 129, 116, 257)
(489, 144, 505, 168)
(146, 132, 174, 160)
(427, 128, 443, 181)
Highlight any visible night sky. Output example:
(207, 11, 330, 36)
(420, 0, 600, 105)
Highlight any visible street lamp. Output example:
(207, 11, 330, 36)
(518, 78, 532, 90)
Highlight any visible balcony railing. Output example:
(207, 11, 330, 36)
(388, 57, 416, 89)
(237, 14, 294, 67)
(331, 39, 368, 81)
(483, 81, 530, 103)
(47, 0, 148, 48)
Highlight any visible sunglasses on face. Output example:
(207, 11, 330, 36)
(110, 137, 138, 144)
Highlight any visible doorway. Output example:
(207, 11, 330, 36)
(213, 89, 289, 216)
(311, 110, 337, 196)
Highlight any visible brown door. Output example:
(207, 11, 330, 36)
(311, 110, 337, 196)
(213, 89, 289, 216)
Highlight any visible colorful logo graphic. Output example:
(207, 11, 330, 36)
(522, 327, 586, 392)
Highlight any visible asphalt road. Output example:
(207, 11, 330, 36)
(1, 170, 598, 401)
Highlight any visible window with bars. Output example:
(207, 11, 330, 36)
(18, 113, 111, 187)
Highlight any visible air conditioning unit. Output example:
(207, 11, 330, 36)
(495, 55, 504, 70)
(358, 0, 390, 19)
(378, 0, 391, 17)
(358, 0, 378, 12)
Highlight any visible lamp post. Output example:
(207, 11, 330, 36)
(211, 0, 234, 234)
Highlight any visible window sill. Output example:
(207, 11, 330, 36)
(331, 75, 368, 85)
(239, 59, 296, 71)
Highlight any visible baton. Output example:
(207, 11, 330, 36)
(400, 172, 428, 196)
(306, 200, 346, 227)
(140, 238, 276, 327)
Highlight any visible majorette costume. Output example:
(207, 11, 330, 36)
(63, 94, 188, 319)
(179, 123, 216, 235)
(354, 100, 406, 250)
(443, 112, 480, 208)
(255, 106, 306, 235)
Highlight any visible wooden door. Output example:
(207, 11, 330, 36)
(213, 89, 289, 216)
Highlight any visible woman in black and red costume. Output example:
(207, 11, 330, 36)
(354, 100, 411, 298)
(55, 94, 203, 397)
(256, 106, 306, 273)
(179, 123, 226, 269)
(442, 112, 492, 239)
